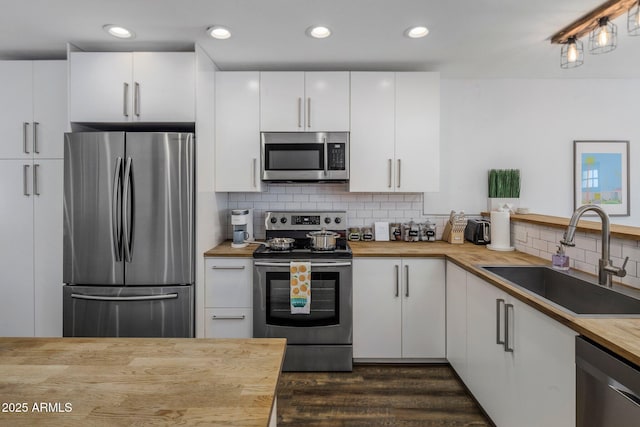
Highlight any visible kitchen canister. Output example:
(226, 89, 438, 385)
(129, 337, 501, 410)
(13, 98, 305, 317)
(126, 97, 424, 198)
(361, 226, 374, 241)
(348, 227, 361, 241)
(420, 222, 437, 242)
(389, 223, 402, 241)
(488, 210, 514, 251)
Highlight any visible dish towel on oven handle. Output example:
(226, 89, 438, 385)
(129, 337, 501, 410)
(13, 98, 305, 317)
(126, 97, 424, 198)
(290, 261, 311, 314)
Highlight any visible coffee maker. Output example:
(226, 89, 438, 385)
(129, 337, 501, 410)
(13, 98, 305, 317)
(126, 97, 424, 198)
(231, 209, 254, 248)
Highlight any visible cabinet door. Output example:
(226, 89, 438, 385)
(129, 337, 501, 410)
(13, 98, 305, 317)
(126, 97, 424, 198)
(349, 72, 395, 192)
(0, 62, 33, 159)
(132, 52, 195, 122)
(215, 72, 261, 192)
(69, 52, 133, 122)
(513, 299, 576, 427)
(353, 258, 402, 358)
(395, 72, 440, 192)
(304, 72, 349, 131)
(33, 159, 63, 336)
(0, 160, 35, 336)
(466, 274, 510, 425)
(205, 308, 252, 338)
(205, 258, 253, 307)
(260, 72, 305, 131)
(33, 61, 68, 159)
(401, 259, 445, 358)
(446, 261, 468, 379)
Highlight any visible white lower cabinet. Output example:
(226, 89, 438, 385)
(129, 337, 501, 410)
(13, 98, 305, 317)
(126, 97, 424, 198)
(462, 271, 576, 427)
(446, 261, 467, 379)
(204, 258, 253, 338)
(353, 258, 445, 359)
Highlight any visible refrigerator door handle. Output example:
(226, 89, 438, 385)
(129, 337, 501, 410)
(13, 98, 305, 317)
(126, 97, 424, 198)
(70, 293, 178, 302)
(112, 157, 123, 262)
(122, 157, 134, 263)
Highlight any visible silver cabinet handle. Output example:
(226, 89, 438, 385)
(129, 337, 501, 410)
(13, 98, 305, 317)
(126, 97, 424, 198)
(33, 122, 39, 154)
(504, 303, 515, 352)
(23, 164, 30, 196)
(134, 82, 140, 117)
(33, 164, 40, 196)
(71, 293, 177, 302)
(395, 265, 400, 297)
(123, 82, 129, 117)
(307, 97, 311, 128)
(112, 157, 123, 262)
(388, 159, 392, 188)
(252, 158, 257, 188)
(397, 159, 401, 188)
(297, 97, 302, 128)
(405, 264, 409, 297)
(496, 299, 505, 345)
(122, 157, 133, 263)
(23, 122, 30, 154)
(609, 384, 640, 408)
(212, 315, 246, 320)
(211, 265, 245, 270)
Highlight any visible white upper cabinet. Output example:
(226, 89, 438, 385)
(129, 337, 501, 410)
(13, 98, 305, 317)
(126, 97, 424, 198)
(349, 72, 395, 192)
(350, 72, 440, 193)
(69, 52, 195, 123)
(0, 61, 67, 159)
(260, 71, 349, 131)
(215, 72, 261, 192)
(395, 72, 440, 192)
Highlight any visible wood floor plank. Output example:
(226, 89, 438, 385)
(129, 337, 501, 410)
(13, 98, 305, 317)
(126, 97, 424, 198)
(277, 364, 492, 426)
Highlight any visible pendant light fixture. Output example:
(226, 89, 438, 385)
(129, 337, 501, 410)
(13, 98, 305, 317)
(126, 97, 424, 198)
(628, 0, 640, 35)
(561, 37, 584, 68)
(589, 16, 617, 53)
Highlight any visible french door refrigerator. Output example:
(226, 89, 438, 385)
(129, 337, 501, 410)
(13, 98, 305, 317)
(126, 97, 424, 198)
(63, 132, 194, 337)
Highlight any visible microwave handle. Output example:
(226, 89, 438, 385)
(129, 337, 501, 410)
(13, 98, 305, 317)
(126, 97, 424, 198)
(323, 137, 328, 177)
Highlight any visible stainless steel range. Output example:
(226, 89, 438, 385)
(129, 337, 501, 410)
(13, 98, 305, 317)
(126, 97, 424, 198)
(253, 210, 353, 372)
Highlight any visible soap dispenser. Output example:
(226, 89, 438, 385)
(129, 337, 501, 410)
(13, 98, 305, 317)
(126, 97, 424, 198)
(552, 245, 570, 270)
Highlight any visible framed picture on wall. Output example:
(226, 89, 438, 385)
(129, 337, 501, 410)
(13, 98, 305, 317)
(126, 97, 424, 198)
(573, 140, 630, 217)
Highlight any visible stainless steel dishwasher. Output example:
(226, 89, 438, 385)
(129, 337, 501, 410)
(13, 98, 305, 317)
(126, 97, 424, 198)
(576, 336, 640, 426)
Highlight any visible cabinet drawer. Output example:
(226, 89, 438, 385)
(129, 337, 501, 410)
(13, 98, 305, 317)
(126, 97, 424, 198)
(205, 258, 252, 307)
(205, 308, 252, 338)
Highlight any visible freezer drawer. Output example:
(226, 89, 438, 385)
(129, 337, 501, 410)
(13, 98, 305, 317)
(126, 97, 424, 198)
(63, 285, 193, 337)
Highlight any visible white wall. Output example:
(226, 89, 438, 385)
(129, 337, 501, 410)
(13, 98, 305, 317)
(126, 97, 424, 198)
(427, 78, 640, 225)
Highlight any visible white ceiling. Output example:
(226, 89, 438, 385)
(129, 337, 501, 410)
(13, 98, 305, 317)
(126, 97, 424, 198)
(2, 0, 640, 78)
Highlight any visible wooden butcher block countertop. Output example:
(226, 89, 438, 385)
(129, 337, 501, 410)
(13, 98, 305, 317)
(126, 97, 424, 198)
(0, 338, 285, 426)
(205, 240, 640, 366)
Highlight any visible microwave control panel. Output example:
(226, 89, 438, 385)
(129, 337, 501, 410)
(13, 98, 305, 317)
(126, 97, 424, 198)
(328, 144, 346, 170)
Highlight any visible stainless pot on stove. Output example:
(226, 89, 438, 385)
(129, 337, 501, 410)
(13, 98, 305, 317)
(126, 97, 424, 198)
(307, 228, 340, 251)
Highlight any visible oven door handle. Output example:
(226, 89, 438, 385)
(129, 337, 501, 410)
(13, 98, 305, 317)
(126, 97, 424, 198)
(254, 261, 352, 268)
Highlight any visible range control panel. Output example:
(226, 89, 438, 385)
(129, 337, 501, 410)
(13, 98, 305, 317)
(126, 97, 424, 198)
(265, 211, 346, 231)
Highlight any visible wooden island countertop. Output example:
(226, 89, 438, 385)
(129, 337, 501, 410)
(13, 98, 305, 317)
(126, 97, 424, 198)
(0, 338, 286, 426)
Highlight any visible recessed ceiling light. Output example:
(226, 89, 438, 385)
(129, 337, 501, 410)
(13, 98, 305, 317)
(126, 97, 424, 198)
(103, 24, 135, 39)
(307, 26, 331, 39)
(405, 26, 429, 39)
(208, 26, 231, 39)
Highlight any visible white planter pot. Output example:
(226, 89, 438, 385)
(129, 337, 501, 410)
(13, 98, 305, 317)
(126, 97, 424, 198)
(488, 198, 519, 213)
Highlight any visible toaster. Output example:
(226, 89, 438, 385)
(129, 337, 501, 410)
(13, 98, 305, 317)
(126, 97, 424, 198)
(465, 219, 491, 245)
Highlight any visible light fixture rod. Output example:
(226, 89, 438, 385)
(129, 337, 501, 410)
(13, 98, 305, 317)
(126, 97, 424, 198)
(550, 0, 636, 44)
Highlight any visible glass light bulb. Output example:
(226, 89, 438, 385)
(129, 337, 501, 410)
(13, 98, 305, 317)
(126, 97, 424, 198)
(567, 43, 578, 62)
(598, 26, 609, 46)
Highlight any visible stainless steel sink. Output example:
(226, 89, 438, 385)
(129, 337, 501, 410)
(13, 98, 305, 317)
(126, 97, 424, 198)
(479, 265, 640, 317)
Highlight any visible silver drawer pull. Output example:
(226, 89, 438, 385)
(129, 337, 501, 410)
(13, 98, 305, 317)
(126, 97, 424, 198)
(211, 265, 246, 270)
(71, 293, 178, 302)
(212, 315, 246, 320)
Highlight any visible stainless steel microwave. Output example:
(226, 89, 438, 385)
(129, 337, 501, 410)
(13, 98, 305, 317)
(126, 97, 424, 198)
(261, 132, 349, 182)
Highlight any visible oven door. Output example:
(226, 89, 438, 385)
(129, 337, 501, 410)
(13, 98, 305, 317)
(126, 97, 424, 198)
(253, 260, 352, 344)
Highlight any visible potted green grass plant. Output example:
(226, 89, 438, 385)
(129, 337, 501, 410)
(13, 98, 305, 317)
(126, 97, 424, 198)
(488, 169, 520, 212)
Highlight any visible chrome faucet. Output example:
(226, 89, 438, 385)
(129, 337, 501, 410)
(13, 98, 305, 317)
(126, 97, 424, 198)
(560, 204, 628, 287)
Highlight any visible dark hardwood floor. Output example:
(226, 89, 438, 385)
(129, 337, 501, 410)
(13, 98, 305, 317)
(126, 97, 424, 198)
(277, 364, 492, 427)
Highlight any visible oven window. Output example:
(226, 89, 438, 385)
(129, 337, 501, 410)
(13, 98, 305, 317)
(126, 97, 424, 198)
(266, 271, 339, 326)
(265, 143, 324, 171)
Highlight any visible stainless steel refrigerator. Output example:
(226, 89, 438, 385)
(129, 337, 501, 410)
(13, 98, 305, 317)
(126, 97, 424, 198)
(62, 132, 194, 337)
